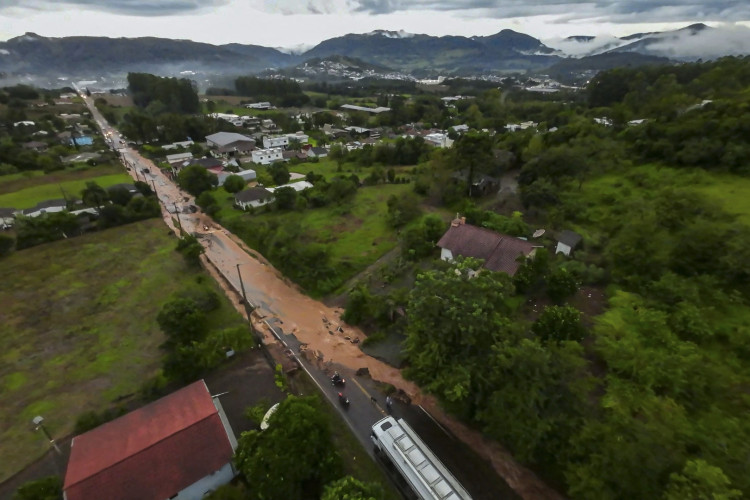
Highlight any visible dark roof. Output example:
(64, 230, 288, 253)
(64, 380, 233, 500)
(22, 141, 47, 149)
(311, 147, 328, 155)
(437, 222, 535, 276)
(235, 187, 274, 203)
(558, 230, 582, 248)
(0, 207, 17, 217)
(189, 157, 223, 169)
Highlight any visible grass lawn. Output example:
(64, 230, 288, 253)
(0, 170, 132, 209)
(694, 173, 750, 226)
(0, 165, 126, 196)
(214, 181, 416, 293)
(0, 219, 244, 482)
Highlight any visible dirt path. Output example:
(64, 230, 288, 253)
(87, 100, 563, 500)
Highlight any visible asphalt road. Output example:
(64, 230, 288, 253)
(80, 93, 521, 500)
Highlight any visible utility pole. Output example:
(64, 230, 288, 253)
(236, 263, 248, 304)
(173, 202, 183, 232)
(32, 416, 61, 455)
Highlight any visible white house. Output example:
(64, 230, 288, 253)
(263, 135, 289, 149)
(251, 148, 283, 165)
(424, 133, 454, 148)
(555, 230, 582, 256)
(451, 124, 470, 134)
(245, 102, 273, 109)
(268, 180, 313, 193)
(63, 380, 237, 500)
(235, 187, 275, 209)
(285, 132, 310, 144)
(166, 152, 193, 165)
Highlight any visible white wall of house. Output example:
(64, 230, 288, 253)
(173, 462, 236, 500)
(263, 136, 289, 149)
(440, 248, 453, 261)
(24, 206, 66, 218)
(555, 242, 572, 256)
(251, 148, 283, 165)
(236, 197, 275, 210)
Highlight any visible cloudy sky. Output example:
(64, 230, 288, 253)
(1, 0, 749, 48)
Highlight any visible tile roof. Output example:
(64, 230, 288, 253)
(437, 222, 536, 276)
(64, 381, 233, 500)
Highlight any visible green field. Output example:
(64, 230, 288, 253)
(0, 170, 132, 209)
(0, 220, 243, 482)
(215, 181, 415, 294)
(0, 165, 126, 196)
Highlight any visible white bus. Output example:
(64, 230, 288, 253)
(371, 416, 473, 500)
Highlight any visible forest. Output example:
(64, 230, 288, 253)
(341, 56, 750, 500)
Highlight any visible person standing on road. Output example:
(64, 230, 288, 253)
(386, 396, 393, 413)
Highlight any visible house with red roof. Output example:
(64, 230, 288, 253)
(437, 218, 537, 276)
(63, 380, 237, 500)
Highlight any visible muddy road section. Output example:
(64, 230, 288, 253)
(84, 96, 564, 500)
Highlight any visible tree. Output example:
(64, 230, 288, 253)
(156, 297, 208, 346)
(81, 181, 109, 211)
(12, 476, 61, 500)
(322, 476, 384, 500)
(177, 165, 218, 196)
(386, 193, 421, 228)
(222, 174, 246, 194)
(235, 396, 342, 500)
(274, 186, 297, 210)
(404, 258, 515, 417)
(663, 460, 742, 500)
(547, 267, 579, 303)
(268, 163, 291, 186)
(107, 186, 133, 206)
(0, 234, 15, 257)
(532, 305, 585, 343)
(176, 234, 205, 267)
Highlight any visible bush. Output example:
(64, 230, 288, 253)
(12, 476, 61, 500)
(0, 234, 16, 258)
(74, 406, 127, 435)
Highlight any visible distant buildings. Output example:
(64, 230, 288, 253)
(251, 147, 283, 165)
(340, 104, 391, 114)
(205, 132, 255, 155)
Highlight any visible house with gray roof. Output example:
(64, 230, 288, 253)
(0, 207, 17, 228)
(234, 187, 274, 210)
(556, 230, 582, 256)
(205, 132, 255, 155)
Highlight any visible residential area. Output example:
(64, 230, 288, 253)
(2, 51, 750, 500)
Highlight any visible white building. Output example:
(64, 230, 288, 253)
(285, 132, 310, 144)
(21, 199, 68, 218)
(251, 147, 283, 165)
(424, 133, 454, 148)
(263, 136, 289, 149)
(268, 180, 313, 193)
(245, 102, 273, 109)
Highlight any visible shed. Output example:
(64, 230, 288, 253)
(556, 230, 582, 256)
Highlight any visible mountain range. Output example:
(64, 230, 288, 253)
(0, 23, 747, 82)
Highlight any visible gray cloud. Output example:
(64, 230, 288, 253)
(352, 0, 750, 24)
(0, 0, 230, 16)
